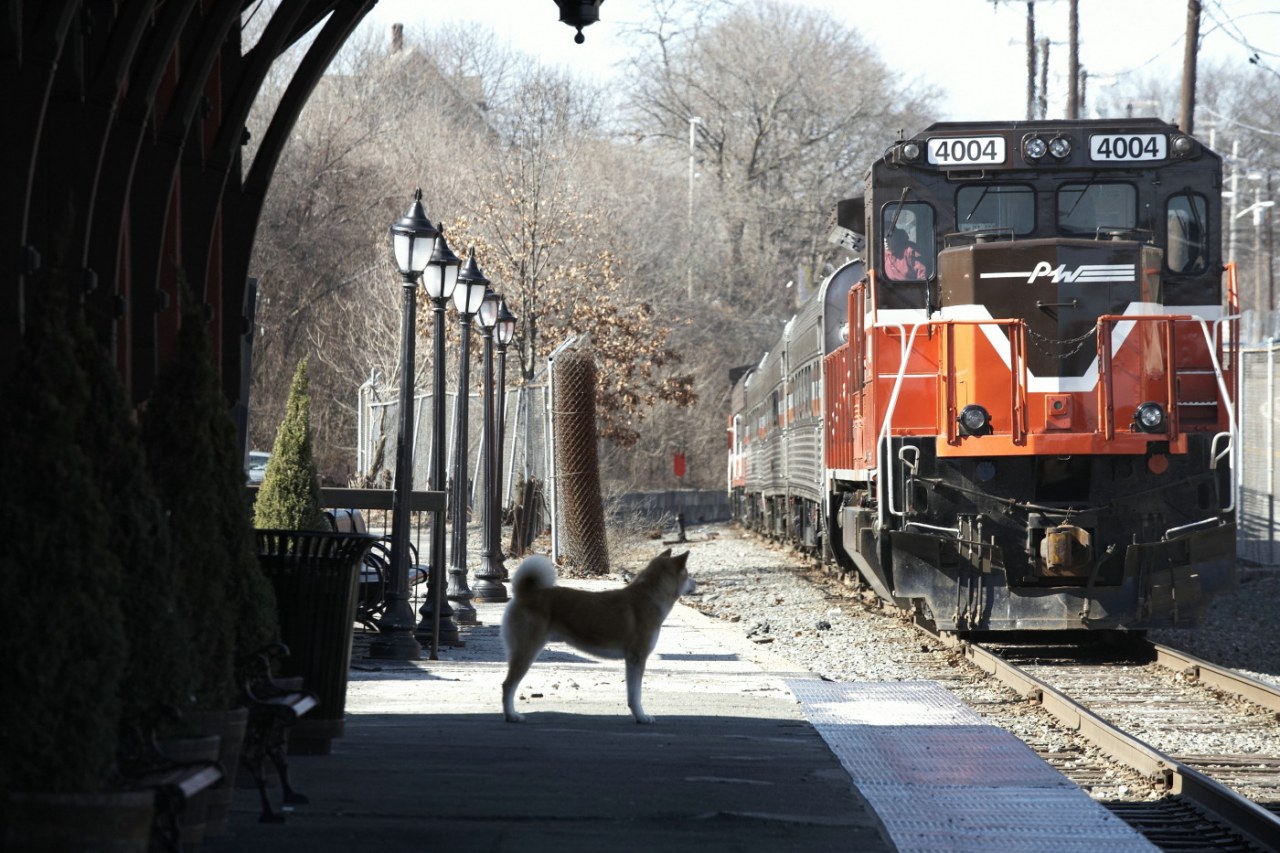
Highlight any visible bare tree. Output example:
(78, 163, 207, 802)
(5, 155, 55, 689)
(446, 66, 696, 448)
(623, 0, 939, 316)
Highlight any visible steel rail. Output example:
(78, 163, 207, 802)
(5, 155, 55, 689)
(1149, 642, 1280, 716)
(960, 640, 1280, 852)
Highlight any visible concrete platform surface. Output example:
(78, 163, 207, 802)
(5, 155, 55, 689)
(203, 586, 895, 853)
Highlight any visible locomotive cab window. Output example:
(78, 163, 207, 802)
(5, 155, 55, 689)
(956, 184, 1035, 235)
(1056, 182, 1136, 237)
(1166, 192, 1209, 273)
(882, 203, 934, 281)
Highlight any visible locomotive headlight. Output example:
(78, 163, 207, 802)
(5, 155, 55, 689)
(1048, 136, 1072, 159)
(958, 404, 992, 436)
(888, 140, 922, 166)
(1133, 401, 1167, 433)
(1170, 134, 1198, 159)
(1023, 136, 1047, 160)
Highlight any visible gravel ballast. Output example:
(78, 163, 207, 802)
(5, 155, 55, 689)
(606, 521, 1280, 802)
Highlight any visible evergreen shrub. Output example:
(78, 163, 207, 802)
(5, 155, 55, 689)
(0, 283, 127, 794)
(254, 358, 327, 532)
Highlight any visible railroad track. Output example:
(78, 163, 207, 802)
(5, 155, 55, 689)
(957, 636, 1280, 852)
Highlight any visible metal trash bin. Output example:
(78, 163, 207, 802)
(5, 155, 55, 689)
(254, 529, 375, 755)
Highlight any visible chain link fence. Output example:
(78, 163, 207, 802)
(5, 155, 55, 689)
(356, 373, 551, 539)
(356, 339, 616, 574)
(1239, 337, 1279, 566)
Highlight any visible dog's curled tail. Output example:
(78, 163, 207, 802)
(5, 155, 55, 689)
(510, 555, 557, 598)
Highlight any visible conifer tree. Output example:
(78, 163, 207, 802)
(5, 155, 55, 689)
(254, 358, 327, 531)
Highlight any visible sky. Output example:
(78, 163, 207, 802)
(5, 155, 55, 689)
(361, 0, 1280, 126)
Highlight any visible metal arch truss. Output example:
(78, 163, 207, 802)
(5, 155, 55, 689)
(0, 0, 376, 408)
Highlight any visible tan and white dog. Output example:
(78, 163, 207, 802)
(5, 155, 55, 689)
(501, 549, 695, 724)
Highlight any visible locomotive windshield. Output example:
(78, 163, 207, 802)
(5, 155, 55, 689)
(1056, 182, 1137, 236)
(956, 185, 1034, 234)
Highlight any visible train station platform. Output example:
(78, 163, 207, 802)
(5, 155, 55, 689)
(203, 584, 1152, 853)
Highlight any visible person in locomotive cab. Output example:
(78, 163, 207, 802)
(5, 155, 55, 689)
(884, 227, 927, 280)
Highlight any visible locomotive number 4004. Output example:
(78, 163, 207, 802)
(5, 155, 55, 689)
(1089, 133, 1167, 161)
(927, 136, 1006, 166)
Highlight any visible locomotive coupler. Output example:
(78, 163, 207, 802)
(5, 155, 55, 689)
(1026, 513, 1096, 578)
(1038, 524, 1092, 575)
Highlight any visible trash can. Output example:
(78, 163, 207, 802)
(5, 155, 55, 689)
(254, 529, 375, 755)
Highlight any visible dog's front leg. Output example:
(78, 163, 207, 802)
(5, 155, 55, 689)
(625, 654, 654, 724)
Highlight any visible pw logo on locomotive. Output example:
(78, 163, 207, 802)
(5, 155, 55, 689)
(981, 262, 1137, 284)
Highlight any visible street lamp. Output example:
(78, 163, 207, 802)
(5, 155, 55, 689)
(415, 224, 461, 657)
(473, 288, 506, 601)
(370, 189, 438, 661)
(447, 248, 489, 624)
(493, 298, 517, 574)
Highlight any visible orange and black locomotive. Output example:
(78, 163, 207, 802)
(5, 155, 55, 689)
(729, 118, 1239, 634)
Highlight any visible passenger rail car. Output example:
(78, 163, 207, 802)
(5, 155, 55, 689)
(729, 119, 1239, 634)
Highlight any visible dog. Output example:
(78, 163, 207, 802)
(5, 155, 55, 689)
(501, 549, 695, 724)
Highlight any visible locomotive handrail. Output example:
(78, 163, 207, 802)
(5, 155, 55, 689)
(1165, 514, 1226, 539)
(874, 320, 927, 525)
(1197, 314, 1239, 515)
(937, 318, 1027, 446)
(1096, 314, 1180, 440)
(1097, 310, 1239, 518)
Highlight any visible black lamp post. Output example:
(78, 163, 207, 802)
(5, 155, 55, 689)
(473, 288, 506, 601)
(370, 189, 437, 661)
(446, 248, 489, 625)
(415, 225, 461, 657)
(493, 298, 517, 575)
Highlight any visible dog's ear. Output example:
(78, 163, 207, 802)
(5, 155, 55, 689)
(658, 547, 672, 559)
(672, 551, 689, 568)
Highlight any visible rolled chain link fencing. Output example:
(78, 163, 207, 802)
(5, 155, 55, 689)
(548, 342, 609, 574)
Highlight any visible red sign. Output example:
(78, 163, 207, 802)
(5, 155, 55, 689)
(673, 452, 686, 478)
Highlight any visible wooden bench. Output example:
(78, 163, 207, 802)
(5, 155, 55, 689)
(239, 643, 319, 823)
(116, 706, 224, 853)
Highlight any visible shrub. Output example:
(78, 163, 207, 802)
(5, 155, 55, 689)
(74, 322, 196, 724)
(0, 284, 127, 794)
(254, 358, 327, 532)
(143, 298, 278, 710)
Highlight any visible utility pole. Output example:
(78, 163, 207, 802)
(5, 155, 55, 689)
(1026, 1, 1037, 120)
(1269, 171, 1276, 313)
(1039, 36, 1050, 119)
(1181, 0, 1201, 133)
(1067, 0, 1079, 118)
(1228, 140, 1239, 264)
(687, 115, 701, 301)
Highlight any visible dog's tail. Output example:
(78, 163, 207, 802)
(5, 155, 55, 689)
(510, 555, 557, 598)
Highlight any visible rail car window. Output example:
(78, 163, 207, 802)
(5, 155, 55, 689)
(1167, 192, 1209, 273)
(1056, 183, 1136, 236)
(956, 185, 1034, 235)
(881, 203, 935, 280)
